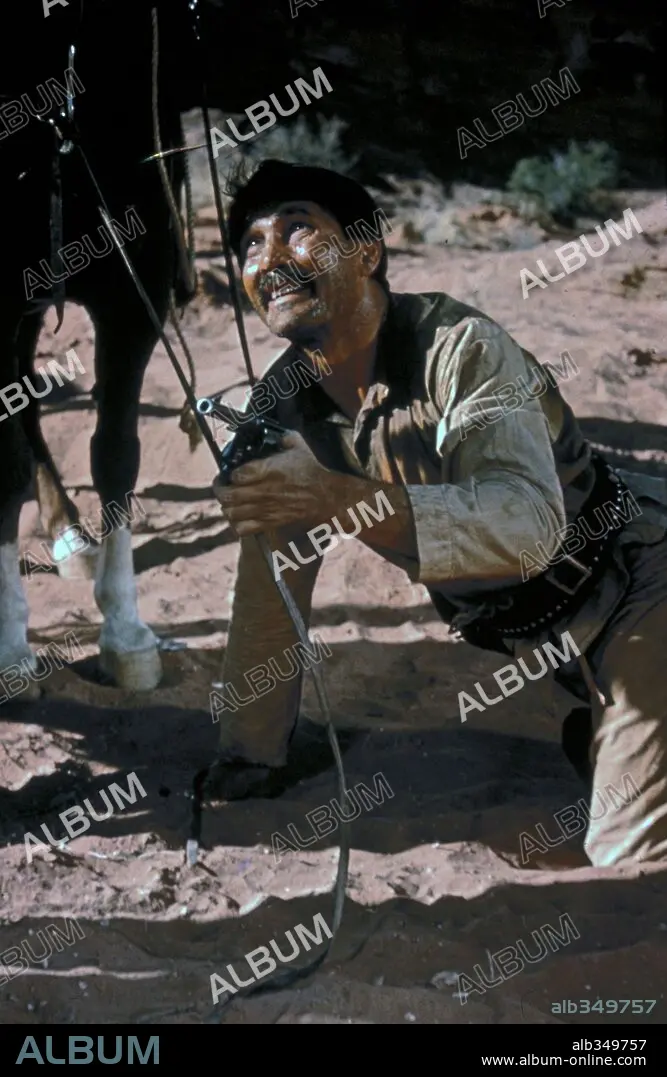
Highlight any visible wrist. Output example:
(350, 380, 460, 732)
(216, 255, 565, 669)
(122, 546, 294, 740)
(318, 470, 362, 523)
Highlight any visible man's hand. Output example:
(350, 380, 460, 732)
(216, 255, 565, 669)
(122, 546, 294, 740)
(213, 431, 334, 536)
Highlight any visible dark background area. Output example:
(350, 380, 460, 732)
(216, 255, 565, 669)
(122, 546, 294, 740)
(3, 0, 663, 189)
(234, 0, 664, 189)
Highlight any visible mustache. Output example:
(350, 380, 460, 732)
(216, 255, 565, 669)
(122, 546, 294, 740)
(260, 268, 294, 292)
(258, 264, 317, 300)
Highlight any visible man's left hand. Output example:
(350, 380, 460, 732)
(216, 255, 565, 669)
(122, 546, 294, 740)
(213, 431, 337, 536)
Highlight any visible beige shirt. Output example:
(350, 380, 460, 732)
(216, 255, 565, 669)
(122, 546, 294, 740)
(217, 291, 667, 763)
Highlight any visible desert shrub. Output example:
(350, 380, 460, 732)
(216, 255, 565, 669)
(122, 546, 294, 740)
(184, 111, 357, 211)
(367, 174, 456, 245)
(507, 141, 619, 220)
(241, 113, 359, 174)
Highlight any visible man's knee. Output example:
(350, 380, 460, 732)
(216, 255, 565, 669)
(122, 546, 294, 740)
(584, 781, 667, 867)
(583, 586, 667, 866)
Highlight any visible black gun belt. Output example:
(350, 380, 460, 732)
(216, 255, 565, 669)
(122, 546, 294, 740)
(457, 454, 632, 646)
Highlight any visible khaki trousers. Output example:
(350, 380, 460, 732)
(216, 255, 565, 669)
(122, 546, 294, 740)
(568, 536, 667, 866)
(220, 531, 667, 868)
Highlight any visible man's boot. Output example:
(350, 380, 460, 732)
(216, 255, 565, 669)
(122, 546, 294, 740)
(188, 718, 357, 860)
(201, 718, 357, 801)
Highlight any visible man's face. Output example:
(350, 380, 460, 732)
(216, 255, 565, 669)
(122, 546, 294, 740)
(239, 200, 381, 342)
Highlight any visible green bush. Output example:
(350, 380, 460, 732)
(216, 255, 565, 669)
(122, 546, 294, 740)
(507, 141, 619, 220)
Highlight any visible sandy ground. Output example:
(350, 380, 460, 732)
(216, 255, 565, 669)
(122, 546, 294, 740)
(1, 193, 666, 1026)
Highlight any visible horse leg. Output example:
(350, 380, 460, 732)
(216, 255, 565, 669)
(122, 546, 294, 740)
(0, 313, 41, 699)
(16, 312, 99, 580)
(88, 302, 163, 691)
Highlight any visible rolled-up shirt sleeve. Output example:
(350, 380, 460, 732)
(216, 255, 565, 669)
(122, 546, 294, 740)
(405, 318, 566, 589)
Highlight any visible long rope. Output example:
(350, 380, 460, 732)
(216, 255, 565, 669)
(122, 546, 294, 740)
(150, 8, 196, 296)
(59, 3, 350, 1020)
(184, 0, 350, 1019)
(181, 110, 197, 291)
(150, 6, 202, 451)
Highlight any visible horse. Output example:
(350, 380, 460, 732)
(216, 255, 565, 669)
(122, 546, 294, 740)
(0, 1, 197, 693)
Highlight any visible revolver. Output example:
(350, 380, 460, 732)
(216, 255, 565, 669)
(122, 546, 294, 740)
(196, 394, 289, 486)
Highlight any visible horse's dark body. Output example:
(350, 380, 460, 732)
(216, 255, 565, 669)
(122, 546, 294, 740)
(0, 0, 332, 690)
(0, 1, 195, 690)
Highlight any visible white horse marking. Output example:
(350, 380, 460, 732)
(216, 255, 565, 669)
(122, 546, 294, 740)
(93, 525, 161, 690)
(0, 541, 35, 671)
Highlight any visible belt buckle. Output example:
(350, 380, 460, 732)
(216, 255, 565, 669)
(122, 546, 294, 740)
(543, 553, 592, 596)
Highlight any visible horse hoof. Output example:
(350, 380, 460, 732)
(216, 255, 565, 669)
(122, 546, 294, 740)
(99, 645, 162, 691)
